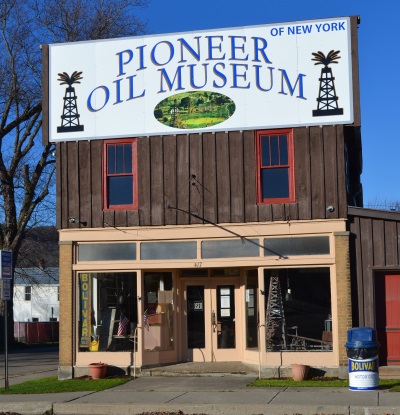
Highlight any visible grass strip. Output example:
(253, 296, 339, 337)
(0, 376, 132, 394)
(249, 378, 400, 391)
(3, 376, 400, 394)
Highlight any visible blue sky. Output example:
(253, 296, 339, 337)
(138, 0, 398, 208)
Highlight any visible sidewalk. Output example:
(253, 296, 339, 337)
(1, 374, 400, 415)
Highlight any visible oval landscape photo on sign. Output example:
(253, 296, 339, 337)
(154, 91, 236, 129)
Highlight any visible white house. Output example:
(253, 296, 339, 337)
(13, 267, 59, 322)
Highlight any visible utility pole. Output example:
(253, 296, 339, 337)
(1, 250, 13, 391)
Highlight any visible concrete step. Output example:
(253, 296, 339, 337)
(140, 362, 258, 377)
(140, 362, 400, 379)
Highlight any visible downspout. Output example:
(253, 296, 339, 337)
(72, 243, 76, 378)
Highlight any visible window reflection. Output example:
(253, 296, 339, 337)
(246, 270, 258, 349)
(143, 272, 174, 352)
(257, 130, 294, 203)
(264, 268, 332, 351)
(78, 272, 137, 352)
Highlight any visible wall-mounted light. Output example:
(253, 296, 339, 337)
(68, 217, 87, 226)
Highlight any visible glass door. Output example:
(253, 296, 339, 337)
(211, 280, 240, 361)
(181, 278, 240, 362)
(187, 285, 206, 349)
(182, 280, 211, 361)
(215, 285, 236, 348)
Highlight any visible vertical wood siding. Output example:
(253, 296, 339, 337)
(349, 208, 400, 327)
(203, 133, 218, 224)
(164, 135, 177, 226)
(57, 125, 351, 229)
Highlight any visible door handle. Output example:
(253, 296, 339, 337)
(212, 310, 217, 332)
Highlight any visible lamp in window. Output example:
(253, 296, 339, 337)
(285, 273, 292, 302)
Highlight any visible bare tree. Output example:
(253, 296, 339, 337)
(17, 226, 59, 269)
(365, 197, 400, 212)
(0, 0, 149, 347)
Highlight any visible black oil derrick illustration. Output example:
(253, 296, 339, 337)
(57, 71, 84, 132)
(312, 50, 343, 116)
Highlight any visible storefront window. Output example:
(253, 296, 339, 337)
(264, 268, 332, 351)
(78, 272, 137, 352)
(246, 270, 258, 349)
(143, 272, 174, 351)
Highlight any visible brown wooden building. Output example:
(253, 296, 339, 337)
(55, 124, 362, 229)
(42, 15, 400, 380)
(349, 207, 400, 366)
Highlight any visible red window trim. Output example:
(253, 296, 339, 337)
(102, 138, 138, 211)
(255, 129, 295, 204)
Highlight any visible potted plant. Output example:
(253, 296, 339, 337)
(88, 362, 108, 379)
(291, 364, 309, 381)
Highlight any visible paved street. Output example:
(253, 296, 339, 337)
(0, 345, 59, 386)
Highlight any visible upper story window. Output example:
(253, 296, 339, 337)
(256, 129, 295, 204)
(103, 139, 138, 210)
(25, 286, 32, 301)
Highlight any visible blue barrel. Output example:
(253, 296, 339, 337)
(345, 327, 380, 391)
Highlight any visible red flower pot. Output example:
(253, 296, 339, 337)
(291, 364, 309, 381)
(89, 362, 108, 379)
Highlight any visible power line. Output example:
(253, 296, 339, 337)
(166, 204, 287, 258)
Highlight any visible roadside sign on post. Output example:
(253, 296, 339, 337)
(0, 279, 11, 301)
(0, 250, 13, 280)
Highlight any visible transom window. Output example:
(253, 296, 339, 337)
(103, 139, 137, 210)
(256, 129, 295, 204)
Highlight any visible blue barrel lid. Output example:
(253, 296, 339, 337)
(345, 327, 379, 348)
